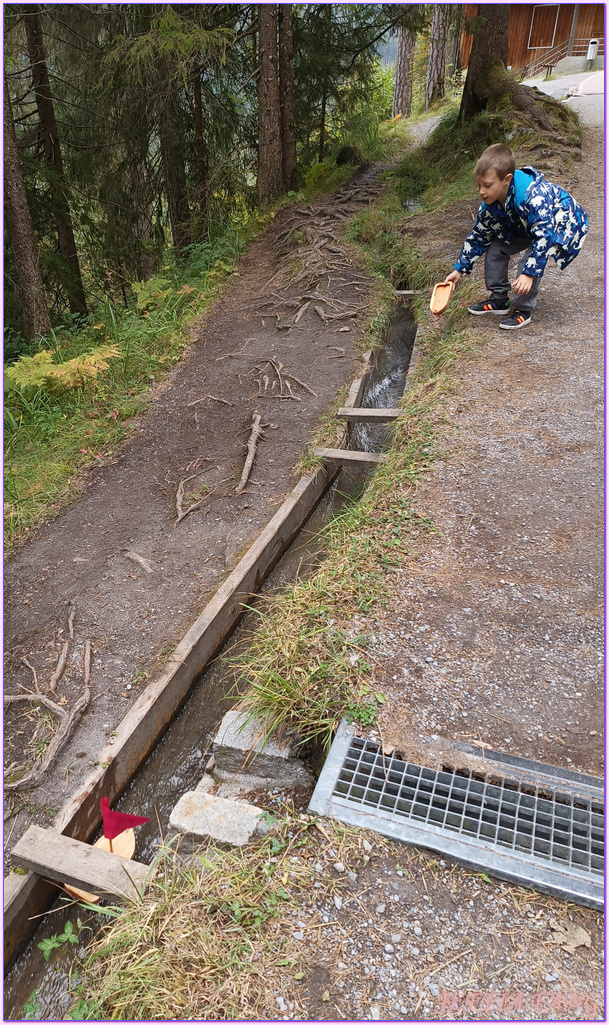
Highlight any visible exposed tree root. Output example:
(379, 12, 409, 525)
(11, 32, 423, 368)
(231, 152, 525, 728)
(5, 642, 92, 791)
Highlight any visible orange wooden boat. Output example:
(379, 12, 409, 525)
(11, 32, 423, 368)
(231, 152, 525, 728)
(429, 281, 454, 315)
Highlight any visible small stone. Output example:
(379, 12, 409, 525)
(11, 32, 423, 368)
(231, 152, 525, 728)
(362, 839, 373, 853)
(590, 730, 597, 736)
(427, 982, 440, 997)
(391, 933, 402, 943)
(411, 946, 420, 956)
(413, 925, 422, 937)
(315, 862, 323, 872)
(384, 944, 395, 954)
(334, 895, 343, 910)
(347, 871, 357, 882)
(545, 973, 558, 983)
(321, 990, 330, 1002)
(376, 903, 386, 914)
(333, 861, 345, 873)
(276, 996, 287, 1012)
(293, 931, 304, 941)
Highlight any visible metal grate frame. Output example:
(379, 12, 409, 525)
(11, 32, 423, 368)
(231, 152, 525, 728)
(309, 720, 604, 909)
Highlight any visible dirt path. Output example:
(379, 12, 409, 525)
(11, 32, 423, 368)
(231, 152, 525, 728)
(3, 164, 388, 852)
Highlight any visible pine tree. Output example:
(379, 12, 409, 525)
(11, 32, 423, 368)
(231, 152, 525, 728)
(278, 4, 298, 192)
(425, 4, 451, 110)
(22, 3, 88, 315)
(257, 4, 283, 207)
(392, 24, 416, 118)
(460, 6, 509, 120)
(4, 68, 50, 339)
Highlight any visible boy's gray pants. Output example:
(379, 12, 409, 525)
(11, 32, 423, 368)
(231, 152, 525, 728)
(485, 236, 540, 311)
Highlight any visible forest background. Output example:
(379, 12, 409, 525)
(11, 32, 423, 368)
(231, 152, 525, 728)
(3, 3, 531, 546)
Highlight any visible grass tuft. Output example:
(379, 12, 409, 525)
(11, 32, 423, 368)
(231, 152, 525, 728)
(71, 812, 388, 1020)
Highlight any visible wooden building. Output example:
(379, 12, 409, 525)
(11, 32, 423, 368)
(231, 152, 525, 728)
(460, 4, 605, 73)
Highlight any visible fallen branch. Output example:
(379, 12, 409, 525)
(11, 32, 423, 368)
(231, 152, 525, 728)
(5, 642, 92, 791)
(236, 412, 263, 495)
(124, 550, 155, 575)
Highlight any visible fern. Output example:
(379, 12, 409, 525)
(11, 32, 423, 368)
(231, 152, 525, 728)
(5, 346, 121, 393)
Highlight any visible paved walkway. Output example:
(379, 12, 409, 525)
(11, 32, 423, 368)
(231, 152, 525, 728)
(522, 70, 603, 98)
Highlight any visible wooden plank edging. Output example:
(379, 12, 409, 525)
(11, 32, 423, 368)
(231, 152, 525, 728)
(4, 462, 339, 966)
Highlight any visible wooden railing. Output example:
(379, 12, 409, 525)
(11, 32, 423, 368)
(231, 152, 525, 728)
(518, 37, 604, 81)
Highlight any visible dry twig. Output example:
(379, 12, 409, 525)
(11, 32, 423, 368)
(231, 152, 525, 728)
(124, 550, 155, 575)
(236, 412, 263, 495)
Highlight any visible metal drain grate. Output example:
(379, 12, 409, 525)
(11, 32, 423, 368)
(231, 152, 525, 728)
(308, 721, 604, 908)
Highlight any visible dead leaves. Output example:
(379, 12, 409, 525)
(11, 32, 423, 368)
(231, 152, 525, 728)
(548, 919, 592, 955)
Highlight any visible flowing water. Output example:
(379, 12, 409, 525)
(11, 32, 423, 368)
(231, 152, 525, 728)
(4, 306, 416, 1020)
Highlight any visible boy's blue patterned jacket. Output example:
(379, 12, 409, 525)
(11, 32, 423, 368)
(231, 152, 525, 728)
(454, 167, 588, 277)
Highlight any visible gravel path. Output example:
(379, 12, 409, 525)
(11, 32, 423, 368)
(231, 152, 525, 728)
(292, 105, 603, 1019)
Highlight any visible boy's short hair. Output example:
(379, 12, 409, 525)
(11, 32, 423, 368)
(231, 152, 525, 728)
(475, 144, 515, 180)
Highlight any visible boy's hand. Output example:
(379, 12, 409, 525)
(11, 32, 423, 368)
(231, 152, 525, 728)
(443, 270, 462, 286)
(511, 273, 534, 295)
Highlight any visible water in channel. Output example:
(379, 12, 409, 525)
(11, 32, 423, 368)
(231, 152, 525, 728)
(4, 304, 415, 1020)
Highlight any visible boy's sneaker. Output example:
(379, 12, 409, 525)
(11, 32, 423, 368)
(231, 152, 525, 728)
(468, 297, 510, 315)
(499, 310, 532, 330)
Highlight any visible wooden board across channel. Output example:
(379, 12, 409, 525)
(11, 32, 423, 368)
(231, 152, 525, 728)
(336, 407, 402, 423)
(12, 826, 149, 900)
(315, 447, 387, 466)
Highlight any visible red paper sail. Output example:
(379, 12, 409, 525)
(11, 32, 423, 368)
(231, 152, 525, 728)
(100, 797, 149, 840)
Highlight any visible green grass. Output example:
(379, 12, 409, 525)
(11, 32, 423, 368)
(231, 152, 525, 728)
(3, 215, 270, 552)
(70, 813, 388, 1021)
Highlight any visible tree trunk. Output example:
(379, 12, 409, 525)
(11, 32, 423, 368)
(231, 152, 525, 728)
(392, 25, 416, 118)
(425, 4, 451, 110)
(22, 3, 88, 316)
(193, 64, 209, 228)
(447, 4, 462, 80)
(257, 4, 283, 207)
(460, 5, 510, 121)
(131, 161, 158, 281)
(318, 4, 332, 163)
(4, 70, 51, 339)
(160, 102, 191, 254)
(318, 87, 327, 163)
(278, 4, 298, 191)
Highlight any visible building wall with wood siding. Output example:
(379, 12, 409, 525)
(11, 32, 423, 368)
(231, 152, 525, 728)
(460, 5, 605, 70)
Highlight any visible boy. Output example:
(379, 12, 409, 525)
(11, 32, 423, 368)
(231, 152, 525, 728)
(443, 144, 588, 329)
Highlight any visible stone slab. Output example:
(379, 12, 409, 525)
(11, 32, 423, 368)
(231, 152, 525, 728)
(169, 792, 267, 846)
(212, 709, 310, 786)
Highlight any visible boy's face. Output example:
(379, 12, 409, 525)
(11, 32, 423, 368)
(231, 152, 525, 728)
(476, 169, 513, 206)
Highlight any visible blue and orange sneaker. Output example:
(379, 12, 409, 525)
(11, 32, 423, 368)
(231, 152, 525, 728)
(468, 297, 510, 315)
(499, 310, 532, 330)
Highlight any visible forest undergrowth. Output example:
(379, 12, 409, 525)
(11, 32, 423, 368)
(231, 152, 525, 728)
(3, 113, 416, 555)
